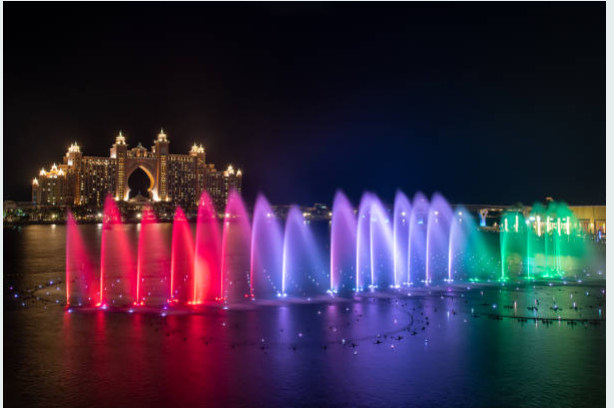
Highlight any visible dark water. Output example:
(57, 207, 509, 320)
(4, 225, 606, 408)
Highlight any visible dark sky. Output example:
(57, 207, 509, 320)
(4, 2, 605, 206)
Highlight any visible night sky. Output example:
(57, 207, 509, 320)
(4, 3, 605, 206)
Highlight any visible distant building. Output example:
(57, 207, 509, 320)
(32, 130, 242, 211)
(206, 163, 242, 212)
(270, 203, 332, 221)
(32, 163, 70, 206)
(569, 205, 606, 235)
(469, 203, 606, 236)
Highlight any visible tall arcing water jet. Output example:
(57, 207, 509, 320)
(356, 193, 395, 291)
(251, 194, 283, 298)
(393, 191, 412, 286)
(425, 193, 453, 283)
(100, 195, 137, 307)
(221, 190, 252, 303)
(282, 206, 326, 297)
(194, 191, 222, 303)
(330, 190, 357, 294)
(356, 192, 375, 292)
(170, 207, 194, 303)
(136, 206, 170, 306)
(66, 210, 97, 306)
(409, 192, 429, 285)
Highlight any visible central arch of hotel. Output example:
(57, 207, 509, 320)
(123, 159, 158, 201)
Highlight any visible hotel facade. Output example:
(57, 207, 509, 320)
(32, 130, 242, 211)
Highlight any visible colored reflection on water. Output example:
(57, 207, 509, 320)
(4, 218, 606, 408)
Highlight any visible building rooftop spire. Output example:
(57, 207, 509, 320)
(68, 142, 81, 153)
(116, 130, 126, 145)
(157, 128, 168, 142)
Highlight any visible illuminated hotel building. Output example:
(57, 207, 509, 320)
(206, 163, 242, 211)
(31, 163, 70, 206)
(32, 130, 242, 210)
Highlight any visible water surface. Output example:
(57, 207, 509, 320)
(4, 225, 606, 408)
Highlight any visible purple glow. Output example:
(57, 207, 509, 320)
(251, 194, 283, 298)
(356, 192, 373, 292)
(426, 193, 454, 283)
(409, 192, 429, 285)
(221, 190, 252, 302)
(330, 191, 357, 294)
(393, 191, 412, 287)
(356, 193, 394, 291)
(282, 206, 325, 297)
